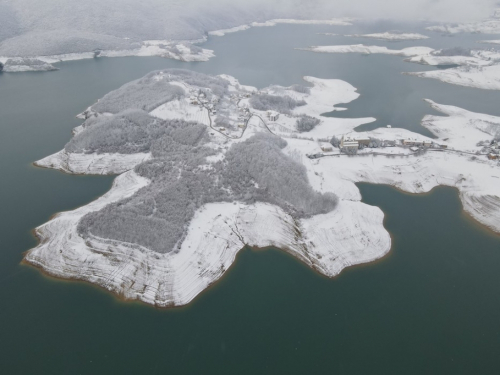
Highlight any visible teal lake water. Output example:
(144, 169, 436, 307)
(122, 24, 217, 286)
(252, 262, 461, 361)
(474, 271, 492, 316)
(1, 23, 500, 374)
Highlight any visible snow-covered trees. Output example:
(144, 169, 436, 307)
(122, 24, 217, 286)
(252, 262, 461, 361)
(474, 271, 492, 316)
(90, 69, 230, 114)
(65, 110, 206, 154)
(330, 136, 341, 148)
(368, 137, 382, 148)
(290, 84, 311, 94)
(222, 133, 338, 218)
(72, 70, 337, 254)
(91, 72, 185, 113)
(77, 132, 338, 253)
(165, 69, 230, 97)
(250, 93, 306, 113)
(296, 115, 320, 132)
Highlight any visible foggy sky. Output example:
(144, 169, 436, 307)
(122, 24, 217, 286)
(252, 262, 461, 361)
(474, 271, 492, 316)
(0, 0, 498, 56)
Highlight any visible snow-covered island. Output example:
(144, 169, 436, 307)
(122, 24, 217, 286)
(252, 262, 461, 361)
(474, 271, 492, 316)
(0, 40, 215, 73)
(345, 32, 429, 41)
(26, 69, 500, 307)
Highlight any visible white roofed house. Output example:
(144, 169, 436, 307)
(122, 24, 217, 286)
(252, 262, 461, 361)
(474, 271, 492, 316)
(340, 135, 359, 153)
(320, 143, 333, 152)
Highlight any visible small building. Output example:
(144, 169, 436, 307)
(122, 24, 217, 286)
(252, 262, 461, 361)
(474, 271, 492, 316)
(218, 127, 226, 132)
(320, 143, 333, 152)
(423, 140, 432, 147)
(211, 110, 217, 115)
(238, 123, 245, 128)
(402, 139, 421, 146)
(488, 153, 499, 160)
(410, 146, 420, 152)
(340, 136, 359, 151)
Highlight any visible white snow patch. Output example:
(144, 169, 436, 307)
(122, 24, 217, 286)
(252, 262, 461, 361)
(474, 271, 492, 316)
(301, 44, 434, 57)
(347, 32, 429, 41)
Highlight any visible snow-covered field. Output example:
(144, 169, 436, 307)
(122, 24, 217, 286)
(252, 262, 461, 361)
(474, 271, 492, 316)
(25, 69, 500, 307)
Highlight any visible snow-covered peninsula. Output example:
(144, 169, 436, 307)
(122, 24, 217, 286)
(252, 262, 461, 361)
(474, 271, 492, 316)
(299, 44, 434, 57)
(302, 43, 500, 90)
(26, 69, 500, 307)
(346, 32, 429, 41)
(427, 10, 500, 34)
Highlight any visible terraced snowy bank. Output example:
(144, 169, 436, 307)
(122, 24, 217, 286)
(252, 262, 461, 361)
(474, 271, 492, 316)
(26, 69, 500, 307)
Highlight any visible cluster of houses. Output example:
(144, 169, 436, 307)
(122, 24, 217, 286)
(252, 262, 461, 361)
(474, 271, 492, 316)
(238, 107, 251, 128)
(190, 92, 219, 115)
(338, 135, 444, 153)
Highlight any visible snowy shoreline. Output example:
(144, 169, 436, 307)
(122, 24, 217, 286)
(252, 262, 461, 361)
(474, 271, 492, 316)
(0, 40, 215, 72)
(345, 32, 429, 41)
(301, 44, 500, 90)
(0, 18, 352, 73)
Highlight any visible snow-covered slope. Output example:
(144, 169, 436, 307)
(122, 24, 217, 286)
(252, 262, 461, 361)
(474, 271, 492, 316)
(26, 182, 390, 307)
(0, 0, 354, 62)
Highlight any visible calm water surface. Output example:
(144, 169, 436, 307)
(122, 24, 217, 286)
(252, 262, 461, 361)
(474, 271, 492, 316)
(1, 22, 500, 374)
